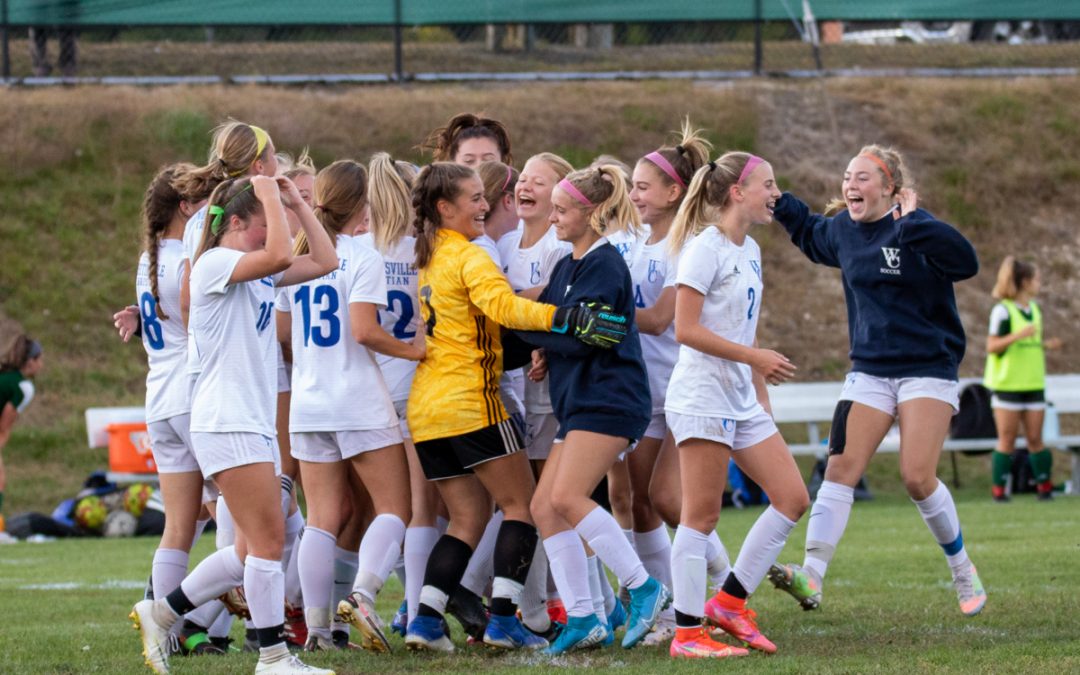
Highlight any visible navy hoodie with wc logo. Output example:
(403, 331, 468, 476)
(773, 193, 979, 380)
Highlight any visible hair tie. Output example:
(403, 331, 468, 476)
(502, 165, 514, 192)
(558, 178, 594, 207)
(708, 160, 717, 171)
(859, 153, 894, 187)
(737, 155, 764, 185)
(208, 205, 226, 235)
(315, 203, 326, 210)
(675, 145, 686, 155)
(644, 151, 686, 189)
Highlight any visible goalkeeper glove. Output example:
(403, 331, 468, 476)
(552, 301, 629, 349)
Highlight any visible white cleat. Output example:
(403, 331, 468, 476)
(129, 599, 170, 674)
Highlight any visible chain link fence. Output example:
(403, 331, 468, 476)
(3, 1, 1080, 83)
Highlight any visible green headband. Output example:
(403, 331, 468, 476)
(209, 183, 255, 235)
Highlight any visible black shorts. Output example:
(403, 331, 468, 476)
(991, 389, 1045, 411)
(415, 419, 523, 481)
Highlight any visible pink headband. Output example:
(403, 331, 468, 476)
(738, 155, 764, 185)
(558, 179, 594, 207)
(644, 151, 686, 189)
(501, 165, 514, 192)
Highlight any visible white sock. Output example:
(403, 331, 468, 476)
(634, 525, 673, 589)
(191, 518, 210, 549)
(258, 641, 290, 665)
(705, 530, 732, 592)
(543, 530, 593, 619)
(520, 545, 551, 632)
(245, 555, 285, 631)
(574, 506, 648, 590)
(418, 586, 450, 616)
(284, 527, 303, 607)
(732, 506, 797, 595)
(803, 480, 854, 581)
(585, 555, 606, 623)
(671, 525, 710, 620)
(460, 510, 503, 598)
(151, 548, 189, 600)
(279, 476, 294, 516)
(597, 558, 617, 615)
(207, 602, 232, 638)
(185, 599, 224, 632)
(282, 510, 304, 570)
(297, 526, 336, 630)
(913, 480, 970, 574)
(215, 496, 235, 548)
(332, 545, 357, 631)
(404, 526, 439, 623)
(178, 545, 245, 607)
(354, 514, 406, 602)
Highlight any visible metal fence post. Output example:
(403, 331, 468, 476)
(1, 0, 10, 80)
(754, 0, 763, 75)
(393, 0, 404, 82)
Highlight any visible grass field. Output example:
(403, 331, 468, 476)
(1, 492, 1076, 674)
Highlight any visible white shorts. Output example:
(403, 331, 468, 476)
(290, 427, 403, 463)
(525, 412, 560, 461)
(666, 410, 778, 451)
(642, 412, 666, 440)
(190, 432, 281, 479)
(840, 372, 959, 417)
(393, 399, 412, 440)
(148, 414, 200, 474)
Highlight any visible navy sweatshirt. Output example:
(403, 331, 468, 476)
(774, 193, 979, 380)
(517, 240, 651, 441)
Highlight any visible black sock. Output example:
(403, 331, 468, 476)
(164, 586, 196, 616)
(417, 535, 474, 619)
(181, 619, 209, 635)
(675, 610, 702, 629)
(490, 519, 538, 617)
(255, 624, 286, 650)
(721, 572, 749, 600)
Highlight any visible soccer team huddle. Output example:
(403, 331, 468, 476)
(122, 111, 988, 675)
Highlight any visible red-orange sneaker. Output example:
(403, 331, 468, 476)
(704, 592, 776, 654)
(546, 598, 567, 626)
(670, 626, 749, 659)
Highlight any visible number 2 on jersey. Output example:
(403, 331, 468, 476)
(294, 284, 341, 347)
(747, 287, 757, 320)
(386, 290, 416, 339)
(139, 292, 165, 350)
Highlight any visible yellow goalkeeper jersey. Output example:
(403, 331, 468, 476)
(407, 228, 557, 443)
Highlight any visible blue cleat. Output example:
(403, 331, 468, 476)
(607, 598, 627, 631)
(622, 577, 671, 649)
(483, 614, 549, 650)
(404, 615, 454, 653)
(544, 615, 606, 655)
(390, 600, 408, 637)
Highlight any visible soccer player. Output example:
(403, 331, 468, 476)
(276, 159, 421, 652)
(984, 256, 1062, 501)
(401, 162, 626, 652)
(665, 153, 807, 658)
(518, 165, 670, 653)
(767, 145, 987, 617)
(131, 173, 338, 675)
(0, 334, 45, 533)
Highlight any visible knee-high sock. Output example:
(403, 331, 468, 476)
(460, 510, 503, 598)
(519, 544, 551, 632)
(185, 598, 225, 633)
(332, 545, 357, 631)
(297, 526, 336, 639)
(174, 545, 246, 611)
(634, 525, 673, 590)
(206, 601, 233, 638)
(543, 529, 593, 619)
(404, 526, 439, 623)
(151, 548, 189, 601)
(215, 496, 235, 549)
(282, 510, 304, 570)
(585, 555, 606, 623)
(490, 519, 538, 617)
(731, 506, 797, 595)
(671, 525, 710, 622)
(245, 555, 285, 647)
(284, 527, 303, 607)
(353, 514, 406, 602)
(803, 481, 854, 581)
(705, 530, 731, 592)
(1028, 449, 1053, 489)
(913, 480, 970, 574)
(598, 557, 617, 615)
(574, 506, 648, 590)
(417, 535, 473, 619)
(991, 451, 1013, 488)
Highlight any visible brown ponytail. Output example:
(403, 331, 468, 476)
(411, 162, 476, 269)
(195, 177, 263, 262)
(295, 160, 367, 256)
(423, 112, 513, 165)
(143, 163, 196, 320)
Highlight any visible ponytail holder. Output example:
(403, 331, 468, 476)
(737, 155, 764, 185)
(558, 178, 594, 207)
(644, 151, 686, 189)
(858, 153, 894, 188)
(208, 205, 226, 235)
(675, 144, 686, 155)
(315, 203, 326, 211)
(502, 165, 514, 192)
(708, 160, 717, 171)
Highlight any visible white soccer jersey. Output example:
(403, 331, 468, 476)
(182, 205, 208, 377)
(625, 227, 679, 414)
(188, 247, 283, 435)
(473, 233, 502, 267)
(360, 235, 419, 403)
(136, 240, 191, 423)
(665, 227, 764, 420)
(279, 236, 398, 432)
(500, 225, 571, 415)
